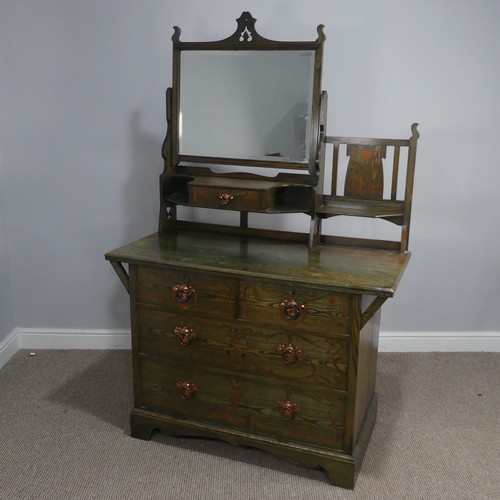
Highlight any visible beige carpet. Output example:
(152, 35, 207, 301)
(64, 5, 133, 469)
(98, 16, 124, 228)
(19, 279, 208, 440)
(1, 350, 499, 499)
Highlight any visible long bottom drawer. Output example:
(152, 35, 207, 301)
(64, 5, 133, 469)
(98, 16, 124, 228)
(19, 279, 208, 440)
(138, 357, 346, 451)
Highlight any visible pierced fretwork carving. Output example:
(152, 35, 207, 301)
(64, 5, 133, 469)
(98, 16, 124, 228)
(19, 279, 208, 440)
(236, 12, 257, 42)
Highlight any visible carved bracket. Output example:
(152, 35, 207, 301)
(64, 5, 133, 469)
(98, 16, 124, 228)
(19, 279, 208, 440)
(361, 296, 387, 329)
(109, 261, 129, 294)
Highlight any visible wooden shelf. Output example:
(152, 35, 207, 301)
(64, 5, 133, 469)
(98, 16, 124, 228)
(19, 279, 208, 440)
(165, 175, 314, 214)
(317, 196, 404, 221)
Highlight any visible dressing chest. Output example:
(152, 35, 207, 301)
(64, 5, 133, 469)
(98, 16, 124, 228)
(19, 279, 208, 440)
(106, 12, 418, 488)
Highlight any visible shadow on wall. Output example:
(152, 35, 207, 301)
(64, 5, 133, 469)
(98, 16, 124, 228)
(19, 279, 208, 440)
(124, 109, 163, 241)
(106, 109, 164, 327)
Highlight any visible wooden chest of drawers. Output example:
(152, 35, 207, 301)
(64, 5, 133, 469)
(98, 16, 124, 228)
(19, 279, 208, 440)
(106, 230, 410, 489)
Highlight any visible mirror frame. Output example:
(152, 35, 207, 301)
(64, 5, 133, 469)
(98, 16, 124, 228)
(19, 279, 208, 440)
(170, 12, 325, 175)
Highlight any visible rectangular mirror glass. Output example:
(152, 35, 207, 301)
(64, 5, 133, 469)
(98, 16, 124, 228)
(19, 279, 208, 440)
(178, 50, 315, 164)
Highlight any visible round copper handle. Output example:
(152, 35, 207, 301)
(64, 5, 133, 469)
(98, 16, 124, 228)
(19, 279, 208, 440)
(174, 326, 197, 346)
(172, 283, 195, 303)
(275, 400, 300, 421)
(219, 193, 234, 206)
(278, 343, 303, 365)
(176, 380, 198, 399)
(280, 298, 306, 320)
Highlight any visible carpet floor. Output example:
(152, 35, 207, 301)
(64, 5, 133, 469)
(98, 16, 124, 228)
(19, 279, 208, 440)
(1, 350, 499, 499)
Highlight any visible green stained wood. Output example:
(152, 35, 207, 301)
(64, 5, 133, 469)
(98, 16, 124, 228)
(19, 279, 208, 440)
(137, 308, 237, 371)
(234, 325, 349, 390)
(105, 229, 402, 488)
(105, 10, 418, 488)
(136, 266, 238, 318)
(138, 357, 346, 450)
(238, 279, 351, 333)
(344, 145, 386, 200)
(106, 231, 410, 297)
(137, 306, 349, 391)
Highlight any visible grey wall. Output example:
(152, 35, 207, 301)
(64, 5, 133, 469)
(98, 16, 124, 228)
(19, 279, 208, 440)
(0, 157, 15, 341)
(0, 0, 499, 335)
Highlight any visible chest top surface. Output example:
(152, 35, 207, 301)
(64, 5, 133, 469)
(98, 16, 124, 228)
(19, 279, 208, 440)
(105, 231, 410, 297)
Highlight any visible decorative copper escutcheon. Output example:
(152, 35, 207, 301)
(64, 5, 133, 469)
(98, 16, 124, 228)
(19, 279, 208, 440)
(176, 380, 198, 399)
(278, 343, 303, 365)
(219, 193, 234, 206)
(275, 400, 300, 421)
(174, 326, 197, 346)
(173, 283, 195, 303)
(280, 298, 306, 320)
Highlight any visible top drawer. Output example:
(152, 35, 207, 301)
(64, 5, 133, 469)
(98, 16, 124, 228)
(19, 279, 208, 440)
(239, 279, 351, 334)
(188, 178, 275, 212)
(136, 266, 237, 319)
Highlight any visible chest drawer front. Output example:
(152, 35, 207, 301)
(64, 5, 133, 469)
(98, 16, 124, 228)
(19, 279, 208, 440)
(236, 326, 349, 390)
(139, 358, 345, 451)
(137, 308, 242, 370)
(238, 280, 351, 334)
(136, 266, 237, 318)
(137, 308, 348, 390)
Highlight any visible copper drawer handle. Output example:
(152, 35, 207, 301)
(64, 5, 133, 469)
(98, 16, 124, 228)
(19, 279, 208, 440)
(174, 326, 197, 346)
(176, 380, 198, 399)
(278, 343, 303, 365)
(172, 283, 195, 303)
(275, 400, 300, 421)
(219, 193, 234, 206)
(280, 298, 306, 320)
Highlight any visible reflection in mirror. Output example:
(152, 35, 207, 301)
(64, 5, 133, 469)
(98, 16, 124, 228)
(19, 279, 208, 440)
(179, 50, 315, 163)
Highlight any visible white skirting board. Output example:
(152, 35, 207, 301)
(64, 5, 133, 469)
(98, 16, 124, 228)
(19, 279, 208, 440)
(0, 328, 131, 370)
(379, 331, 500, 353)
(0, 328, 20, 371)
(1, 328, 500, 370)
